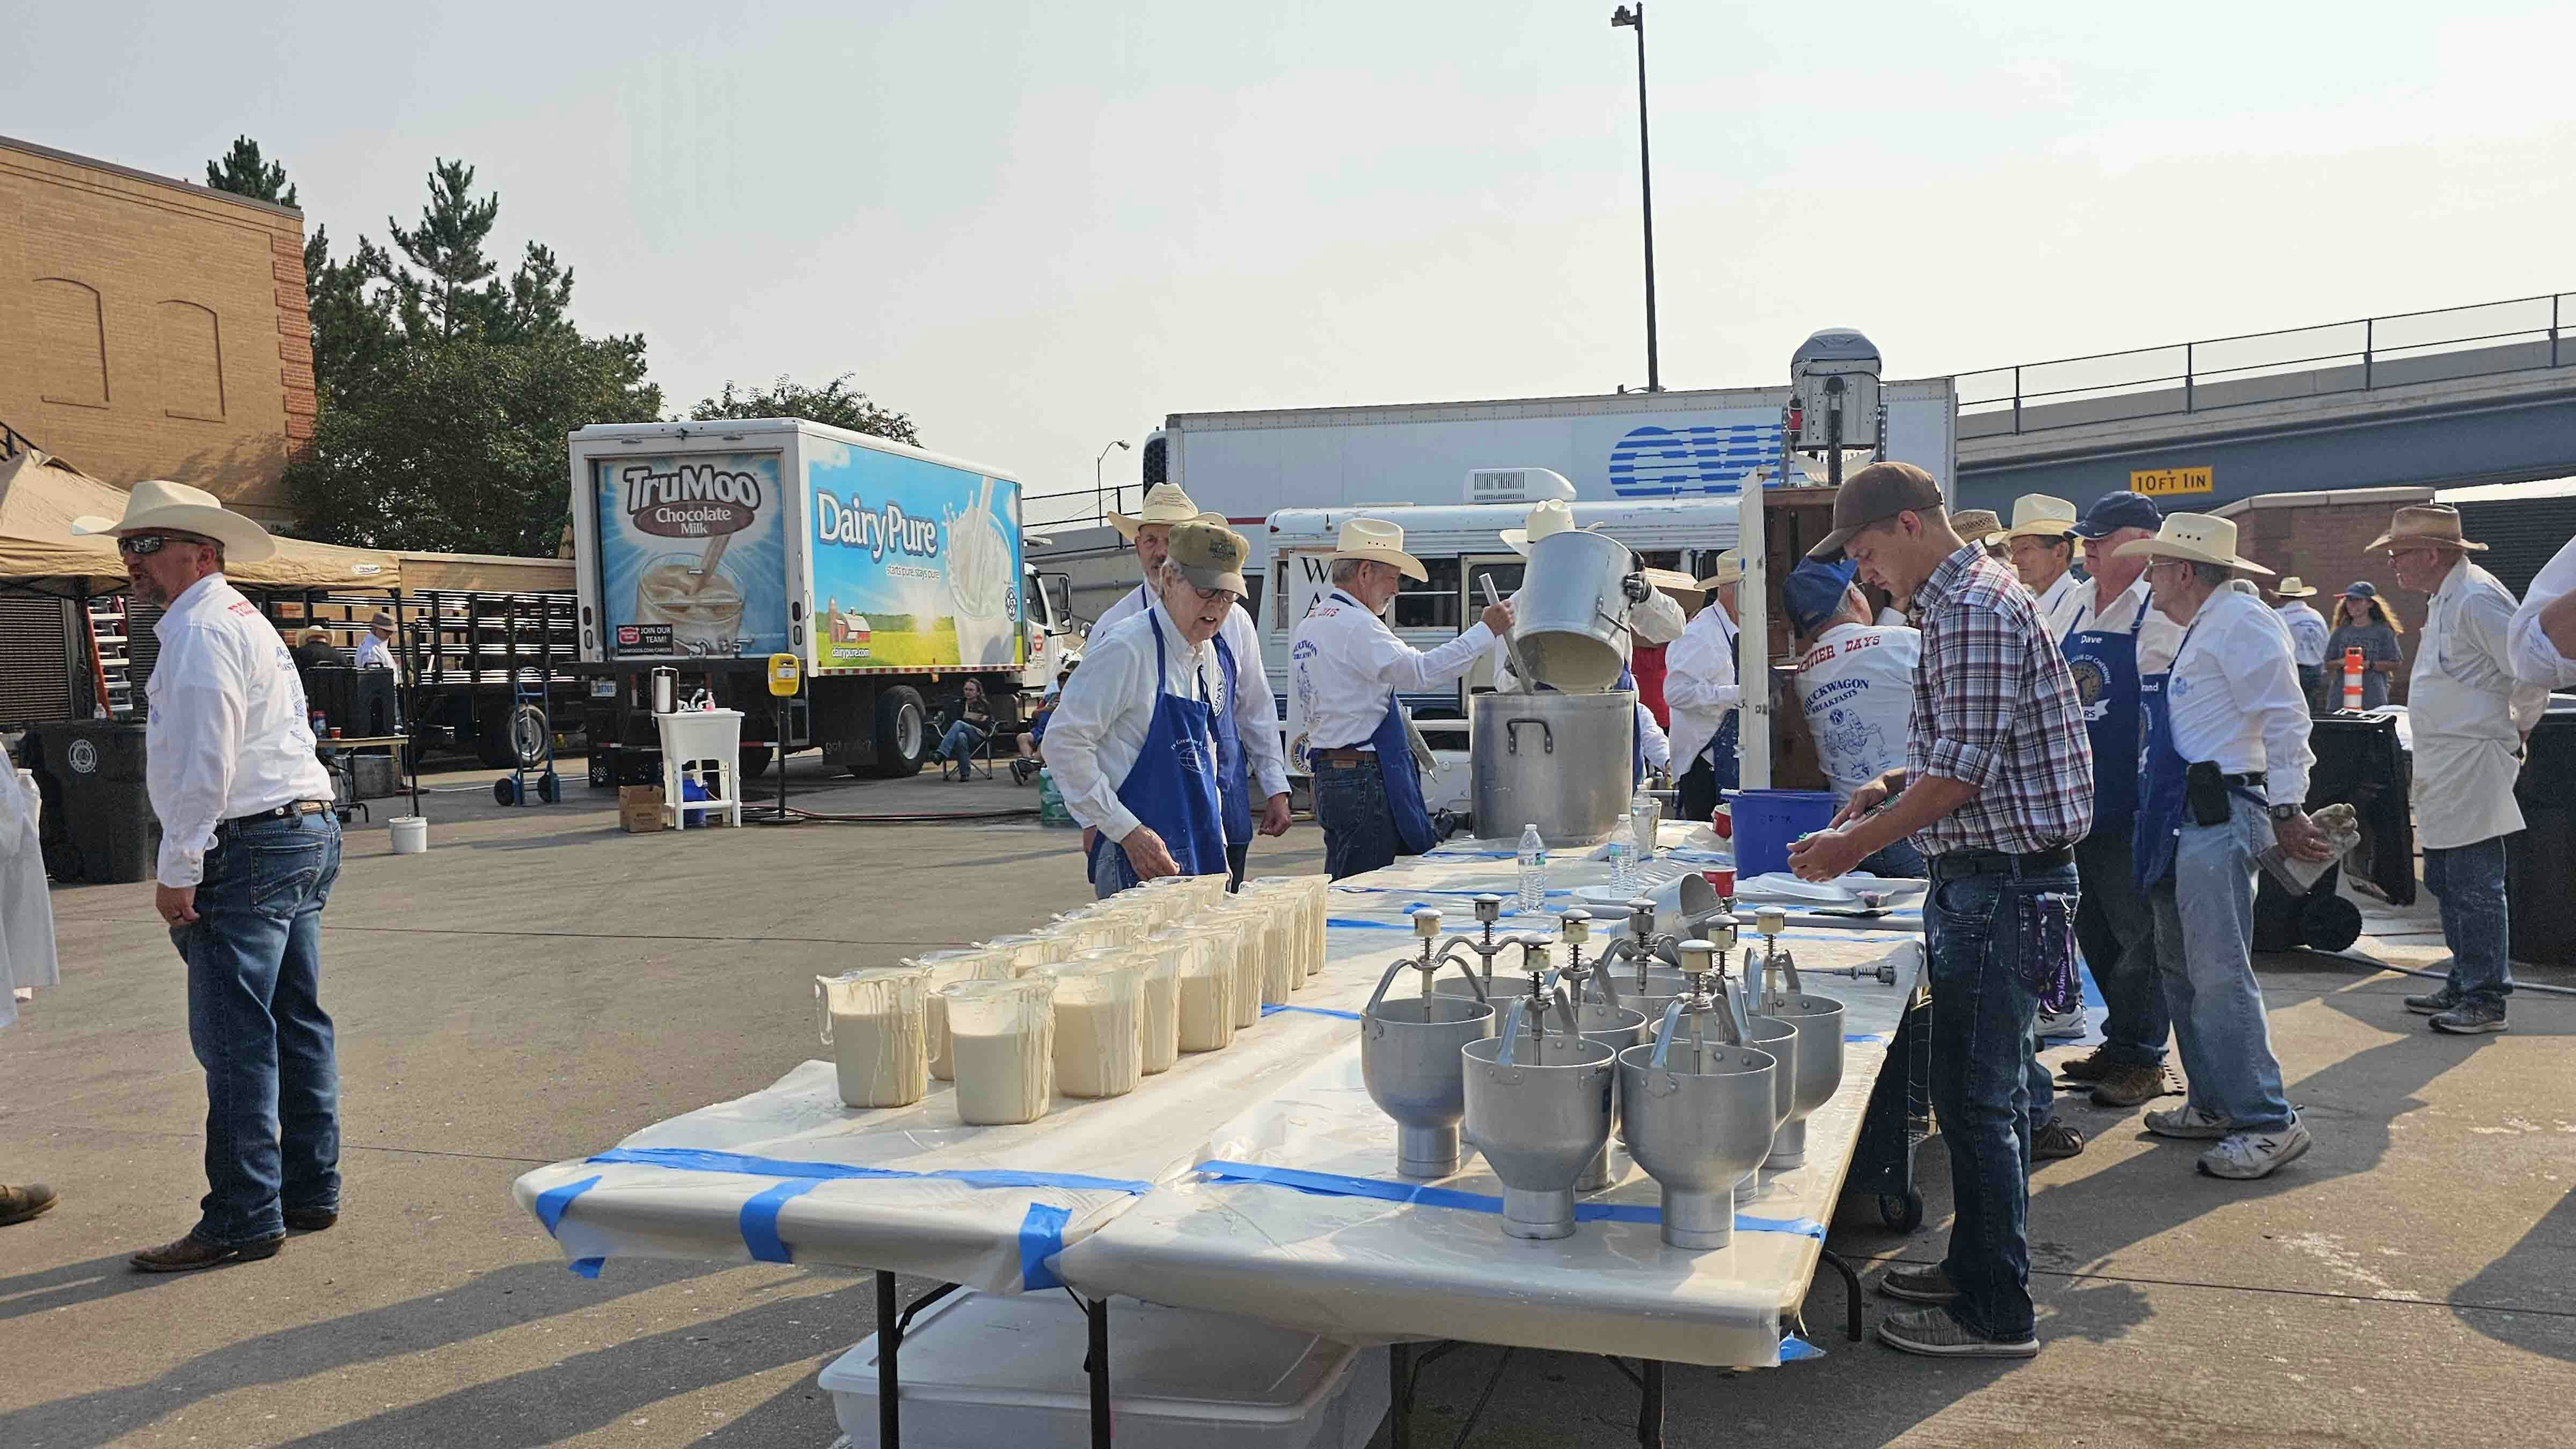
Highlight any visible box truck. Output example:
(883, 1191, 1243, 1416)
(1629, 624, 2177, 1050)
(567, 419, 1075, 782)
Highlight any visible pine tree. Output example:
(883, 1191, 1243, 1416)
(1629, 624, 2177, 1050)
(382, 158, 502, 341)
(203, 135, 297, 208)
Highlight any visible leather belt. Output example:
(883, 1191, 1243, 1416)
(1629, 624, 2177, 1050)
(1928, 844, 2075, 880)
(2216, 771, 2266, 788)
(1313, 748, 1378, 767)
(228, 801, 330, 825)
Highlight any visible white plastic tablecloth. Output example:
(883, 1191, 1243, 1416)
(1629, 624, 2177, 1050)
(513, 832, 1923, 1366)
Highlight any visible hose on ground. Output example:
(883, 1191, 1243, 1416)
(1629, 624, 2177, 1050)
(2312, 946, 2576, 999)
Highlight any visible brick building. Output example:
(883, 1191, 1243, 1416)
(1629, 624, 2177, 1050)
(0, 134, 316, 523)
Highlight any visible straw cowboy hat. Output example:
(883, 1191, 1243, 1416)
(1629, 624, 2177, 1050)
(2272, 576, 2319, 598)
(1696, 550, 1744, 590)
(1950, 509, 2003, 543)
(1107, 482, 1224, 541)
(1993, 493, 2079, 544)
(1331, 517, 1428, 582)
(1497, 498, 1604, 556)
(2366, 502, 2487, 554)
(2111, 513, 2274, 576)
(70, 479, 277, 563)
(1641, 566, 1701, 596)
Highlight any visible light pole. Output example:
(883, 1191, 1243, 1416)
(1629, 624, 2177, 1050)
(1611, 4, 1660, 392)
(1095, 438, 1130, 523)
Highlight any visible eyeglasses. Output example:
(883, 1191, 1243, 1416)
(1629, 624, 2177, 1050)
(115, 533, 209, 557)
(1188, 584, 1240, 606)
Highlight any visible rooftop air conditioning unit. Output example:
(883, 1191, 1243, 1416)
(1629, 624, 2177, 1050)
(1463, 467, 1577, 506)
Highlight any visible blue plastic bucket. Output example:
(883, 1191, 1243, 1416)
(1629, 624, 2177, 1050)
(1730, 789, 1839, 879)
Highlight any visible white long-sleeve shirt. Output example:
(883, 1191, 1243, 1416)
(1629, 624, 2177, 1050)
(2050, 574, 2184, 676)
(1044, 598, 1225, 842)
(145, 574, 335, 887)
(2163, 584, 2314, 808)
(354, 631, 395, 670)
(1662, 604, 1739, 773)
(2276, 601, 2330, 668)
(2030, 569, 2081, 619)
(1095, 581, 1289, 800)
(1290, 589, 1494, 750)
(2508, 536, 2576, 688)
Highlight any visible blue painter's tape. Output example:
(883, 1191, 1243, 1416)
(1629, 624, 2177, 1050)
(569, 1257, 604, 1278)
(533, 1174, 602, 1236)
(1844, 1032, 1892, 1045)
(587, 1146, 1151, 1197)
(1191, 1161, 1824, 1238)
(740, 1179, 821, 1263)
(1019, 1202, 1073, 1291)
(1326, 917, 1412, 930)
(1780, 1334, 1823, 1362)
(1261, 1003, 1366, 1021)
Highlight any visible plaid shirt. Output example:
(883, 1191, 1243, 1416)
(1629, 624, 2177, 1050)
(1906, 545, 2095, 854)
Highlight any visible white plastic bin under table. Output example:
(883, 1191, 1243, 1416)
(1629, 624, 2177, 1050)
(653, 708, 744, 829)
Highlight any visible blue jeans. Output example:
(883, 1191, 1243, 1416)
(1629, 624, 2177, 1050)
(2424, 838, 2512, 1006)
(1312, 758, 1399, 881)
(1857, 836, 1927, 879)
(1924, 858, 2074, 1342)
(175, 810, 342, 1246)
(939, 721, 986, 766)
(2149, 798, 2293, 1132)
(2074, 825, 2167, 1067)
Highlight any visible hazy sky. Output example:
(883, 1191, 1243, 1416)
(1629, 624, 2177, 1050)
(16, 2, 2573, 508)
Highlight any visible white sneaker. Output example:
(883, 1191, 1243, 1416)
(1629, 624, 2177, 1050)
(2033, 1007, 2087, 1042)
(2198, 1116, 2312, 1180)
(2143, 1103, 2229, 1140)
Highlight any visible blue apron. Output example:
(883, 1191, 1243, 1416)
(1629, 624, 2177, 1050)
(1333, 589, 1441, 858)
(1094, 612, 1230, 884)
(2063, 592, 2148, 836)
(1212, 633, 1253, 847)
(2131, 617, 2203, 891)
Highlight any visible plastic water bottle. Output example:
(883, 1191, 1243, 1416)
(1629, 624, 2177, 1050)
(1517, 824, 1548, 914)
(1606, 814, 1638, 894)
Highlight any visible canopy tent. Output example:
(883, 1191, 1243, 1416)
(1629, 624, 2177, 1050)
(0, 449, 402, 595)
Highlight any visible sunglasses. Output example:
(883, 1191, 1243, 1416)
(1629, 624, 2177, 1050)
(115, 533, 211, 557)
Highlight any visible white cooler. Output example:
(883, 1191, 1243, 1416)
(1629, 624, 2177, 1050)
(819, 1291, 1387, 1449)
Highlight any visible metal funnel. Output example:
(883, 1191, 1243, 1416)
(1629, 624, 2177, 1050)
(1619, 1039, 1779, 1250)
(1461, 1034, 1616, 1240)
(1362, 977, 1497, 1179)
(1755, 990, 1846, 1168)
(1512, 1002, 1648, 1191)
(1732, 1013, 1799, 1205)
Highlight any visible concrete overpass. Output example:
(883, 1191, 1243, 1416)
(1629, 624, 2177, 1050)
(1953, 291, 2576, 516)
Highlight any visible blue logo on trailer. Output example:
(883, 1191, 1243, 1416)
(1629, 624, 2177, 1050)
(1607, 423, 1784, 496)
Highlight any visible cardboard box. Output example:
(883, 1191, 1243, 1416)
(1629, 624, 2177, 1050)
(618, 785, 665, 833)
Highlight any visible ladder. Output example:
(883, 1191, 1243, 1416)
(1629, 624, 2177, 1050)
(84, 597, 136, 719)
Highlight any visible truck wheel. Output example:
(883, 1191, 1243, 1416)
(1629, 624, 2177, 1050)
(740, 748, 773, 780)
(869, 686, 929, 778)
(474, 707, 518, 769)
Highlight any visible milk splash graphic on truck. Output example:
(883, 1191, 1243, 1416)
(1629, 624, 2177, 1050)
(807, 440, 1022, 669)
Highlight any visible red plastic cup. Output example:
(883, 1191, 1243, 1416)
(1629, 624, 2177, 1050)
(1711, 803, 1732, 840)
(1701, 866, 1736, 898)
(327, 727, 342, 739)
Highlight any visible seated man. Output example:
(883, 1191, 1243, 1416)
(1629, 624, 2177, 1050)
(1019, 667, 1072, 766)
(935, 678, 993, 780)
(1783, 559, 1926, 877)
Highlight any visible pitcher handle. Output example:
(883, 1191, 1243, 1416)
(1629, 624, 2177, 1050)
(815, 978, 834, 1047)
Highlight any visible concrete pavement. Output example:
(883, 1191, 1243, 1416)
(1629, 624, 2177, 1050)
(3, 754, 2572, 1446)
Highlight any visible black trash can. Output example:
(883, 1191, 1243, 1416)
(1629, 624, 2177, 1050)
(2508, 704, 2576, 968)
(27, 720, 158, 884)
(2253, 713, 2411, 953)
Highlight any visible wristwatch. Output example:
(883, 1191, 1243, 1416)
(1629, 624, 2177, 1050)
(2268, 802, 2300, 822)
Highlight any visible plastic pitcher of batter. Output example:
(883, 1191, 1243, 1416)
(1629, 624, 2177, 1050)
(942, 978, 1056, 1125)
(815, 967, 930, 1108)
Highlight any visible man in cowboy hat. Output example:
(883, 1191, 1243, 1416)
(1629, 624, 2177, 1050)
(354, 611, 398, 671)
(1990, 494, 2083, 618)
(1665, 550, 1744, 824)
(1292, 517, 1511, 879)
(1094, 482, 1289, 885)
(1483, 501, 1679, 782)
(1049, 522, 1255, 895)
(2378, 503, 2546, 1034)
(2269, 576, 2330, 705)
(1950, 509, 2006, 562)
(69, 481, 342, 1271)
(2116, 514, 2336, 1181)
(1787, 462, 2092, 1359)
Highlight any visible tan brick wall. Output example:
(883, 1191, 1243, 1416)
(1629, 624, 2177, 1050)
(2236, 500, 2424, 704)
(0, 137, 315, 523)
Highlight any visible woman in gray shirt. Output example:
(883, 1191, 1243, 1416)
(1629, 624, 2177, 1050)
(2324, 582, 2404, 709)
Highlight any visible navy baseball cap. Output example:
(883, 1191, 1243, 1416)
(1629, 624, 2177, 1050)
(2343, 580, 2377, 599)
(2070, 491, 2162, 539)
(1782, 559, 1859, 637)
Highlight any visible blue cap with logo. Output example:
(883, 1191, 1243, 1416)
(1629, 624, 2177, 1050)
(1782, 559, 1860, 637)
(2070, 491, 2163, 539)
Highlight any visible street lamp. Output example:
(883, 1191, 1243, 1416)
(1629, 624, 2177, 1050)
(1611, 4, 1659, 393)
(1095, 438, 1131, 523)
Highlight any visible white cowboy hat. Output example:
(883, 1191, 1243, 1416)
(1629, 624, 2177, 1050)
(1107, 482, 1218, 541)
(1696, 550, 1743, 590)
(1640, 566, 1701, 596)
(2272, 576, 2318, 598)
(1498, 498, 1602, 557)
(70, 479, 278, 563)
(1993, 493, 2079, 545)
(1331, 516, 1428, 582)
(2111, 513, 2274, 576)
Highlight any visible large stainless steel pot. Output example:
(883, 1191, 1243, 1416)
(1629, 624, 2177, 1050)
(1512, 529, 1642, 691)
(1472, 689, 1634, 847)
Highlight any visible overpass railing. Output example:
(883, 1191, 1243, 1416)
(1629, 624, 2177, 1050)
(1957, 291, 2574, 440)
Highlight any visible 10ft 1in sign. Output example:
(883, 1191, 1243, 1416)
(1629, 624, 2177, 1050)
(2131, 466, 2213, 496)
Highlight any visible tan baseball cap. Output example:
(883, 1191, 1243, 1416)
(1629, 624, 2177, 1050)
(1807, 462, 1945, 561)
(1167, 520, 1249, 596)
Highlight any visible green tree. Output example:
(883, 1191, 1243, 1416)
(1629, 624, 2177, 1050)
(382, 158, 502, 341)
(691, 374, 922, 447)
(204, 135, 296, 208)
